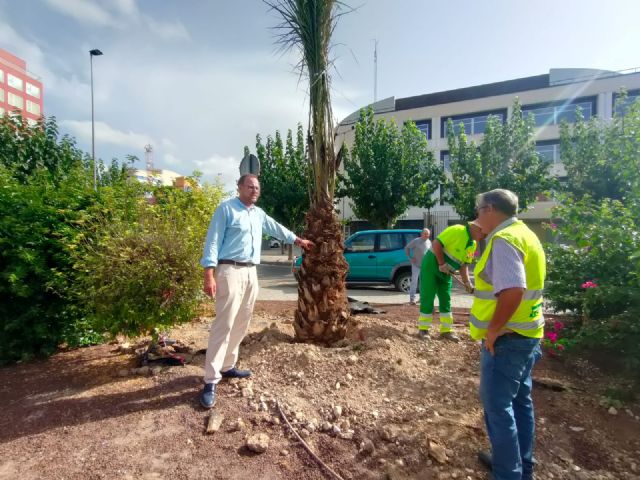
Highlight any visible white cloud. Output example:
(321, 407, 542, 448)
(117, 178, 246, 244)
(60, 120, 154, 150)
(40, 0, 190, 41)
(142, 15, 190, 41)
(195, 154, 241, 191)
(41, 0, 117, 27)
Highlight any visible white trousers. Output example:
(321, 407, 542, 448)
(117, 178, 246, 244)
(203, 264, 259, 385)
(409, 264, 421, 301)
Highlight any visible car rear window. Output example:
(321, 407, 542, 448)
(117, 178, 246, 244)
(378, 233, 405, 251)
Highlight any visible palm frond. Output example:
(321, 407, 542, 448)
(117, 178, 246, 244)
(265, 0, 351, 206)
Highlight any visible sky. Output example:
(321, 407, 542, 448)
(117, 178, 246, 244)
(1, 0, 638, 191)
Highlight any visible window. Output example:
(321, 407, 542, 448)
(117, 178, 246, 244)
(440, 150, 451, 173)
(7, 73, 23, 91)
(7, 92, 23, 109)
(0, 70, 3, 82)
(378, 233, 404, 252)
(613, 89, 640, 117)
(522, 97, 596, 126)
(413, 119, 432, 140)
(26, 83, 40, 98)
(0, 88, 3, 102)
(345, 233, 375, 252)
(535, 141, 561, 164)
(439, 151, 450, 206)
(26, 100, 40, 115)
(0, 107, 4, 116)
(27, 118, 38, 127)
(441, 109, 506, 137)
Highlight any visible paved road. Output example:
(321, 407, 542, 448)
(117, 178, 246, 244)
(256, 262, 474, 307)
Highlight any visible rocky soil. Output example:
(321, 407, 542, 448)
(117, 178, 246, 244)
(0, 301, 638, 480)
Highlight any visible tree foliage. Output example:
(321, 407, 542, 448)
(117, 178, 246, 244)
(546, 95, 640, 373)
(0, 114, 225, 364)
(338, 107, 443, 228)
(445, 99, 553, 220)
(253, 124, 309, 234)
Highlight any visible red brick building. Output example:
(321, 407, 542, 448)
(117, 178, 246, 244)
(0, 48, 43, 125)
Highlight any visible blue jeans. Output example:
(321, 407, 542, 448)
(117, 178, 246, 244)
(480, 336, 542, 480)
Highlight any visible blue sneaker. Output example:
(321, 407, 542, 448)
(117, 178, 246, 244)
(200, 383, 216, 409)
(221, 367, 252, 379)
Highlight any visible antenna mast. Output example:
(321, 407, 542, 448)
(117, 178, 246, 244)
(373, 39, 378, 103)
(144, 144, 154, 184)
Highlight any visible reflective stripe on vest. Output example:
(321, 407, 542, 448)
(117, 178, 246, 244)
(469, 313, 545, 331)
(473, 289, 543, 301)
(469, 219, 546, 341)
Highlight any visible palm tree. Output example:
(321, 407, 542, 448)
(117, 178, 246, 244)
(267, 0, 352, 343)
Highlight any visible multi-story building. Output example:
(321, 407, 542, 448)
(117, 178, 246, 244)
(0, 48, 44, 125)
(335, 67, 640, 239)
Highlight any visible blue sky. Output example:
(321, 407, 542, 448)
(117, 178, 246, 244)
(1, 0, 638, 190)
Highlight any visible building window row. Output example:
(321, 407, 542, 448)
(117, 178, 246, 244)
(0, 87, 3, 102)
(0, 69, 3, 83)
(522, 97, 596, 127)
(439, 140, 561, 173)
(441, 109, 507, 137)
(613, 89, 640, 116)
(410, 96, 602, 143)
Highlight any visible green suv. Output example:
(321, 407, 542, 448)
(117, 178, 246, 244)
(292, 229, 421, 292)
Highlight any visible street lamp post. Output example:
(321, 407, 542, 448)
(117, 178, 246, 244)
(89, 49, 103, 190)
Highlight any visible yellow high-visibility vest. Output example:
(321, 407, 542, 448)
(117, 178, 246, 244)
(469, 219, 546, 340)
(436, 224, 477, 270)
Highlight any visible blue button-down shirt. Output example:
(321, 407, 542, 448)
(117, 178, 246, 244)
(200, 197, 298, 268)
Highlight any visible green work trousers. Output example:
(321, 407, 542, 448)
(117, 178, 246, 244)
(418, 250, 453, 333)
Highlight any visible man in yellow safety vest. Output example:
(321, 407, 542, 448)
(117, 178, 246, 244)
(470, 189, 545, 480)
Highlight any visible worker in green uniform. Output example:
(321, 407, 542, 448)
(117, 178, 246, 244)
(417, 222, 485, 341)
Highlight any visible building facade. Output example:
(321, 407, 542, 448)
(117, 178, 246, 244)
(335, 68, 640, 239)
(0, 48, 44, 125)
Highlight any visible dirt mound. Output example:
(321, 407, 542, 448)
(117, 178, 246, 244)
(0, 301, 638, 479)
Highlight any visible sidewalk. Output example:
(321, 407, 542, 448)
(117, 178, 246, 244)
(260, 247, 300, 266)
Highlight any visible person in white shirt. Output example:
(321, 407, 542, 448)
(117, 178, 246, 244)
(404, 228, 432, 304)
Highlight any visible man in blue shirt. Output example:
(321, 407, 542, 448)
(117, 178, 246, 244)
(199, 174, 313, 408)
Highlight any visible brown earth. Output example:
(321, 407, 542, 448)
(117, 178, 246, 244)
(0, 301, 639, 480)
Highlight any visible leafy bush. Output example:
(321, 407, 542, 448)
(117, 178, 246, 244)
(546, 95, 640, 374)
(0, 114, 225, 364)
(0, 116, 103, 363)
(74, 181, 224, 339)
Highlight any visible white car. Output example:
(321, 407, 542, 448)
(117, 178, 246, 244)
(269, 239, 281, 248)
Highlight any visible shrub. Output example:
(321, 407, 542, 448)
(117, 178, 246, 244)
(74, 181, 225, 339)
(545, 196, 640, 370)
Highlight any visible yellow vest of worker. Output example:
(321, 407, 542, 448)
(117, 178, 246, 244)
(436, 224, 477, 269)
(469, 219, 546, 340)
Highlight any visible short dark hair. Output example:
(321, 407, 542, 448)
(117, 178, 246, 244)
(476, 189, 519, 216)
(237, 174, 259, 186)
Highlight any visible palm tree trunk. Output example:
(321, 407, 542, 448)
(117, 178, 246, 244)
(268, 0, 354, 343)
(294, 198, 350, 342)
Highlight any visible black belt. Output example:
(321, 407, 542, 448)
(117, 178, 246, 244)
(218, 259, 255, 267)
(499, 331, 531, 340)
